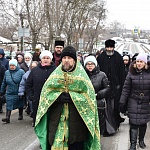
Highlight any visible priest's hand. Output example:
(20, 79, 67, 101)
(57, 92, 72, 103)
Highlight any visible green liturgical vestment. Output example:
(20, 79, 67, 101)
(34, 61, 101, 150)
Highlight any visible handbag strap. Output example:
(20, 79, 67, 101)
(9, 71, 18, 85)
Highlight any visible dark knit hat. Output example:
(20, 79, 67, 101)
(61, 46, 77, 61)
(55, 40, 64, 47)
(105, 39, 115, 48)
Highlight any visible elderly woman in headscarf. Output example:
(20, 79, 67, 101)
(20, 52, 33, 72)
(0, 59, 25, 123)
(25, 50, 56, 127)
(16, 52, 24, 67)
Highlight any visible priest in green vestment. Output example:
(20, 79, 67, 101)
(34, 46, 101, 150)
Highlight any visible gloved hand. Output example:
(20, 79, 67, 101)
(119, 103, 127, 113)
(57, 92, 72, 103)
(0, 93, 4, 96)
(27, 96, 34, 101)
(19, 95, 24, 100)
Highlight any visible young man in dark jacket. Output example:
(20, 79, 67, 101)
(52, 40, 64, 66)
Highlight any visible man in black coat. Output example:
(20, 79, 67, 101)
(97, 39, 125, 131)
(0, 61, 6, 113)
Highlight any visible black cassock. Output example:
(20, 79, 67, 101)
(97, 51, 125, 130)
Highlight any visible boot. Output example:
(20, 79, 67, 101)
(2, 110, 11, 123)
(129, 128, 138, 150)
(0, 104, 3, 113)
(139, 126, 146, 149)
(18, 107, 23, 120)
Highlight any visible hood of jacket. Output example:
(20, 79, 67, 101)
(129, 60, 150, 75)
(0, 48, 5, 57)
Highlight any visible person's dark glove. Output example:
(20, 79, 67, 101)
(27, 96, 34, 101)
(19, 95, 24, 100)
(0, 93, 4, 96)
(57, 92, 72, 103)
(119, 103, 127, 113)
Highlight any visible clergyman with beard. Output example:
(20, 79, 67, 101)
(34, 46, 101, 150)
(52, 40, 64, 66)
(97, 39, 125, 135)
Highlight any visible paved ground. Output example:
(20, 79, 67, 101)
(101, 115, 150, 150)
(0, 104, 149, 150)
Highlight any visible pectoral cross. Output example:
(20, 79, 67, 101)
(58, 72, 74, 92)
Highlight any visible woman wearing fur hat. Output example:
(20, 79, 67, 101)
(25, 50, 56, 127)
(84, 55, 118, 136)
(0, 59, 25, 123)
(120, 53, 150, 150)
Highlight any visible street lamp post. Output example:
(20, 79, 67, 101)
(18, 13, 30, 52)
(19, 13, 24, 52)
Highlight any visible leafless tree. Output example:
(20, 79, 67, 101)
(0, 0, 20, 39)
(0, 0, 107, 53)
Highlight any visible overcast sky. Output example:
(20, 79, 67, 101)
(106, 0, 150, 30)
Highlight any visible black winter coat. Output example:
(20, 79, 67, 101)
(120, 61, 150, 125)
(85, 67, 110, 103)
(97, 51, 125, 97)
(32, 52, 41, 61)
(25, 62, 56, 122)
(20, 62, 29, 72)
(85, 66, 110, 135)
(0, 61, 6, 87)
(26, 62, 56, 102)
(97, 51, 126, 129)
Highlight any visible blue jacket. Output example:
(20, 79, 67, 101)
(18, 70, 31, 96)
(0, 66, 25, 110)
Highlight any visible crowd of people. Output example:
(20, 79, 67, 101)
(0, 39, 149, 150)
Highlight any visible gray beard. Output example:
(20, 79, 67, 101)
(106, 50, 114, 56)
(62, 64, 74, 72)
